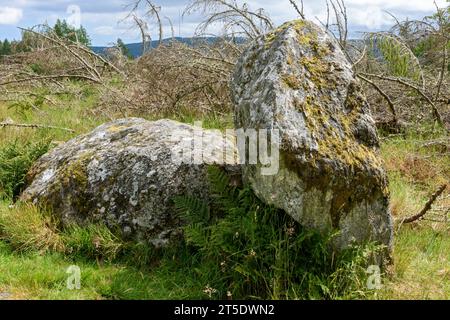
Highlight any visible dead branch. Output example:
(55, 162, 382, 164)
(146, 1, 163, 45)
(357, 74, 398, 123)
(329, 0, 348, 50)
(360, 72, 444, 126)
(18, 27, 102, 81)
(403, 184, 447, 224)
(289, 0, 305, 20)
(352, 45, 367, 68)
(433, 11, 448, 101)
(0, 122, 75, 133)
(185, 0, 273, 39)
(165, 16, 175, 40)
(125, 0, 163, 45)
(0, 90, 57, 106)
(133, 14, 152, 55)
(0, 74, 101, 86)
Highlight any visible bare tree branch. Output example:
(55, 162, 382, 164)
(0, 122, 75, 132)
(289, 0, 305, 20)
(360, 72, 444, 126)
(402, 184, 447, 224)
(357, 74, 398, 123)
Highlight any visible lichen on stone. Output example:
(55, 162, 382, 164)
(231, 19, 393, 258)
(59, 151, 94, 189)
(282, 74, 302, 89)
(22, 119, 241, 247)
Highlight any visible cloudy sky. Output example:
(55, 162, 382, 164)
(0, 0, 447, 46)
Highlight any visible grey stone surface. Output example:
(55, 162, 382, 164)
(22, 118, 238, 247)
(231, 20, 393, 253)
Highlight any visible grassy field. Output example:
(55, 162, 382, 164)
(0, 89, 448, 300)
(378, 131, 449, 299)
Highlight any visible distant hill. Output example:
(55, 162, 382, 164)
(91, 37, 243, 58)
(91, 37, 365, 59)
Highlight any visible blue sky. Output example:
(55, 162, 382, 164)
(0, 0, 447, 46)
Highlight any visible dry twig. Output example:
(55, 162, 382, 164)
(402, 184, 447, 224)
(0, 122, 75, 133)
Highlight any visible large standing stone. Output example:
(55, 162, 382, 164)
(231, 20, 393, 254)
(22, 118, 238, 247)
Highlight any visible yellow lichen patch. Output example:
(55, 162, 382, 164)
(297, 33, 313, 46)
(264, 33, 278, 49)
(264, 20, 386, 180)
(297, 91, 384, 178)
(244, 50, 259, 70)
(274, 113, 286, 122)
(300, 56, 331, 89)
(310, 40, 331, 57)
(300, 99, 331, 128)
(291, 20, 330, 57)
(286, 54, 294, 66)
(107, 125, 129, 133)
(262, 20, 388, 222)
(265, 20, 334, 92)
(264, 20, 307, 49)
(282, 74, 302, 90)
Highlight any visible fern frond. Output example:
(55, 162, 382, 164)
(207, 165, 240, 212)
(183, 223, 210, 249)
(207, 165, 232, 195)
(173, 195, 209, 224)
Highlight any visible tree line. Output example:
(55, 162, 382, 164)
(1, 19, 91, 56)
(1, 19, 132, 59)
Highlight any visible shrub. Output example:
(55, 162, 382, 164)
(29, 63, 44, 75)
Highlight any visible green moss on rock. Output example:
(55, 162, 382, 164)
(63, 153, 92, 186)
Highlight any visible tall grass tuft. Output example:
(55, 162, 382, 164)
(0, 201, 124, 262)
(62, 224, 123, 262)
(0, 202, 64, 253)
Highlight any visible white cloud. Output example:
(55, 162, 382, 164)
(94, 26, 122, 36)
(0, 7, 23, 25)
(252, 0, 448, 35)
(93, 24, 140, 43)
(347, 6, 394, 29)
(1, 0, 448, 44)
(345, 0, 447, 12)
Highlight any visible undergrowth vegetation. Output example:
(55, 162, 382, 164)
(0, 140, 50, 199)
(0, 163, 380, 300)
(0, 95, 448, 300)
(173, 166, 379, 300)
(0, 0, 448, 299)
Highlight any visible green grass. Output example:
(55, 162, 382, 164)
(0, 84, 448, 300)
(0, 202, 215, 300)
(0, 172, 379, 300)
(378, 126, 449, 300)
(0, 237, 224, 300)
(378, 225, 449, 299)
(0, 241, 113, 300)
(0, 202, 63, 253)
